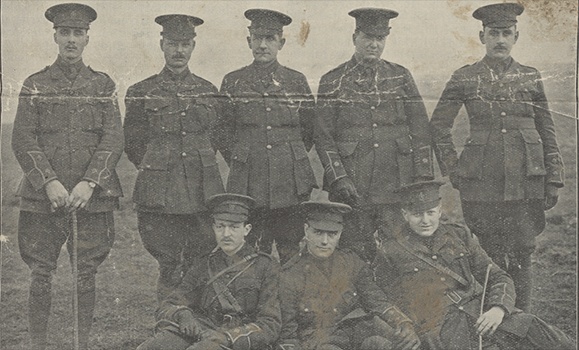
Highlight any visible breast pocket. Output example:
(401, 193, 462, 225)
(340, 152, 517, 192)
(458, 130, 491, 179)
(520, 129, 546, 176)
(79, 100, 104, 133)
(144, 99, 171, 132)
(133, 146, 171, 208)
(37, 98, 67, 132)
(396, 135, 414, 186)
(182, 99, 216, 132)
(234, 277, 260, 313)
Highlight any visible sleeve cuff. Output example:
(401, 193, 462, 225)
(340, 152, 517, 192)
(413, 145, 434, 178)
(83, 151, 113, 188)
(24, 151, 57, 191)
(323, 150, 347, 186)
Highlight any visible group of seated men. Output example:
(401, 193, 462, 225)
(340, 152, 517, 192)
(136, 181, 575, 350)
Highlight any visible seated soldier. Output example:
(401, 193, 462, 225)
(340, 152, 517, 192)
(278, 191, 421, 350)
(374, 181, 575, 350)
(137, 194, 281, 350)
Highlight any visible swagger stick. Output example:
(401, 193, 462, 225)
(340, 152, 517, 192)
(479, 263, 493, 350)
(71, 212, 80, 350)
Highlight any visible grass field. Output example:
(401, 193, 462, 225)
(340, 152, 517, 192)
(1, 64, 577, 349)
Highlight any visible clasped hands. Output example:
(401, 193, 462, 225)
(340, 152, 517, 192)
(45, 179, 94, 212)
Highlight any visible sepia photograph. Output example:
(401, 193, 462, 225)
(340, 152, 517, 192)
(1, 0, 577, 349)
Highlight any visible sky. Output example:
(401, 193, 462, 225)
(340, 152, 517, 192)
(1, 0, 577, 123)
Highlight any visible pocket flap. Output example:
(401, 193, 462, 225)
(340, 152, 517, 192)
(43, 146, 58, 160)
(231, 144, 250, 163)
(520, 129, 542, 144)
(465, 130, 491, 145)
(139, 147, 170, 170)
(144, 98, 170, 112)
(336, 141, 358, 157)
(290, 141, 308, 160)
(396, 136, 413, 154)
(198, 148, 218, 167)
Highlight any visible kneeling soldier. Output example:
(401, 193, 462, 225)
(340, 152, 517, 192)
(374, 181, 575, 350)
(278, 192, 420, 350)
(137, 194, 281, 350)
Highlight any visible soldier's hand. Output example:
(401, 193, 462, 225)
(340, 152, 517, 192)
(66, 181, 95, 212)
(475, 306, 505, 337)
(176, 310, 200, 338)
(394, 322, 421, 350)
(544, 184, 559, 210)
(200, 329, 230, 346)
(330, 177, 360, 206)
(45, 180, 69, 210)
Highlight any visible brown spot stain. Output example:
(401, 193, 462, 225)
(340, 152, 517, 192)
(298, 20, 310, 47)
(516, 0, 578, 41)
(446, 0, 475, 21)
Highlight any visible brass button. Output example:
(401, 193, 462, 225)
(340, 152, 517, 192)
(181, 112, 186, 116)
(266, 107, 272, 112)
(422, 158, 428, 163)
(501, 129, 507, 134)
(181, 152, 187, 157)
(460, 253, 464, 257)
(266, 145, 272, 150)
(370, 106, 376, 110)
(500, 112, 506, 116)
(263, 92, 269, 97)
(458, 306, 464, 310)
(500, 97, 506, 101)
(333, 308, 338, 313)
(413, 267, 419, 272)
(304, 308, 309, 312)
(333, 161, 340, 167)
(373, 143, 379, 148)
(372, 123, 378, 128)
(432, 255, 437, 260)
(440, 277, 446, 282)
(266, 126, 272, 130)
(182, 131, 187, 136)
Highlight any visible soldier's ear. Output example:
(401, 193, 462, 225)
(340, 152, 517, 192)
(278, 37, 286, 50)
(159, 39, 164, 50)
(479, 30, 485, 44)
(246, 36, 252, 49)
(514, 31, 519, 43)
(244, 223, 252, 236)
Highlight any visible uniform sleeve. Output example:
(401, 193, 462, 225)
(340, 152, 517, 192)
(277, 268, 301, 349)
(314, 73, 348, 187)
(295, 74, 316, 152)
(463, 230, 516, 315)
(82, 77, 124, 190)
(156, 260, 203, 322)
(123, 84, 149, 167)
(530, 71, 564, 188)
(430, 71, 466, 176)
(12, 77, 58, 191)
(355, 256, 413, 328)
(225, 259, 282, 350)
(215, 75, 237, 164)
(402, 68, 434, 179)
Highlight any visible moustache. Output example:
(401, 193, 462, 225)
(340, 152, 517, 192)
(172, 54, 186, 59)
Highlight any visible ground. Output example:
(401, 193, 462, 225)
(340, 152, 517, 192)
(1, 66, 577, 349)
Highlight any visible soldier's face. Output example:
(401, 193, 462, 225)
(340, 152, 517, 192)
(353, 31, 386, 63)
(304, 223, 342, 259)
(402, 204, 442, 237)
(480, 26, 518, 60)
(247, 33, 285, 64)
(161, 38, 195, 70)
(213, 219, 252, 256)
(54, 27, 89, 63)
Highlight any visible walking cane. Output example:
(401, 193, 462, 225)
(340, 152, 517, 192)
(479, 263, 493, 350)
(71, 211, 80, 350)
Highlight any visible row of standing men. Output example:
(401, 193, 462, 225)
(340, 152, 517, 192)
(11, 2, 566, 349)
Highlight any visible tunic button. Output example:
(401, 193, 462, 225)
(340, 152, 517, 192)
(432, 255, 437, 260)
(266, 125, 272, 130)
(333, 308, 338, 313)
(266, 107, 272, 112)
(500, 97, 506, 101)
(353, 292, 357, 296)
(333, 161, 340, 167)
(370, 106, 376, 110)
(181, 152, 187, 157)
(440, 277, 446, 282)
(373, 143, 379, 148)
(304, 308, 309, 312)
(422, 158, 428, 163)
(180, 112, 186, 116)
(372, 123, 378, 128)
(460, 253, 464, 257)
(499, 83, 504, 87)
(413, 268, 419, 272)
(501, 129, 507, 134)
(266, 145, 272, 150)
(145, 165, 151, 169)
(458, 306, 464, 310)
(263, 92, 269, 97)
(500, 112, 506, 116)
(182, 131, 187, 136)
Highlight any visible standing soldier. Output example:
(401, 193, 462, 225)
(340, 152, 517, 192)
(217, 9, 317, 263)
(124, 14, 224, 301)
(314, 8, 433, 262)
(11, 3, 123, 349)
(430, 3, 564, 311)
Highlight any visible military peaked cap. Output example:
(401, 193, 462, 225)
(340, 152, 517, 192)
(206, 193, 256, 223)
(155, 14, 204, 40)
(473, 3, 524, 28)
(349, 8, 398, 36)
(301, 190, 352, 231)
(45, 3, 97, 29)
(396, 180, 445, 212)
(245, 9, 292, 35)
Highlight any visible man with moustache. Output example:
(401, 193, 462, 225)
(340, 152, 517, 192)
(314, 8, 433, 263)
(373, 181, 574, 350)
(430, 3, 565, 311)
(11, 3, 123, 349)
(277, 192, 421, 350)
(124, 15, 224, 301)
(137, 194, 281, 350)
(216, 9, 317, 264)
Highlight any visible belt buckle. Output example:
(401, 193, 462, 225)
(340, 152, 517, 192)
(446, 290, 462, 304)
